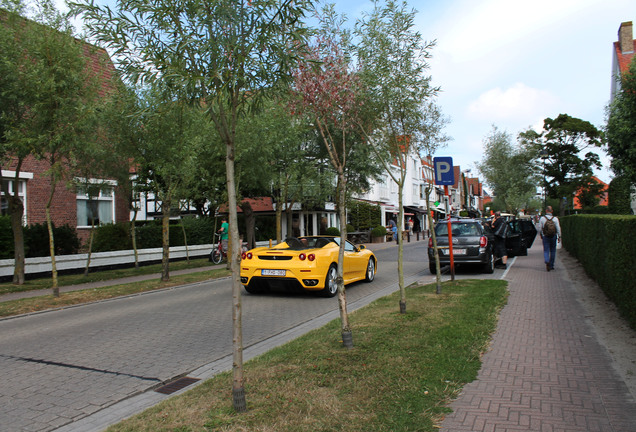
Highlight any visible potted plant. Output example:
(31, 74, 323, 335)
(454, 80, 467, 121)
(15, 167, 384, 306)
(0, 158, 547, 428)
(371, 226, 387, 243)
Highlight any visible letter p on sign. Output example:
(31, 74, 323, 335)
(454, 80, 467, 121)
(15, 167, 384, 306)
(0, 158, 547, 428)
(433, 157, 455, 185)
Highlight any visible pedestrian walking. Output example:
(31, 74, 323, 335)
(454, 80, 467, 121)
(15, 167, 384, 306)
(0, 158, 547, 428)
(539, 206, 561, 271)
(491, 211, 508, 269)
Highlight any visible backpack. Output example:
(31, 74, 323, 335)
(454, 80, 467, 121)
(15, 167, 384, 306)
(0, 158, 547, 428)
(542, 216, 557, 237)
(494, 219, 509, 238)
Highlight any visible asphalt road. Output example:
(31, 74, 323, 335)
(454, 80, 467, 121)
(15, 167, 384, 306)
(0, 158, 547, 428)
(0, 240, 506, 432)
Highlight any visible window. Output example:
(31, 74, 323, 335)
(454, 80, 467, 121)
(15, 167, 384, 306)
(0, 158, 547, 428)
(76, 184, 115, 227)
(1, 178, 28, 224)
(379, 175, 389, 199)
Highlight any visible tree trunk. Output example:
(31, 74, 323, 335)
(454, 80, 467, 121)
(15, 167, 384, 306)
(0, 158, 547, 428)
(84, 219, 95, 277)
(161, 195, 171, 282)
(425, 187, 442, 294)
(225, 135, 247, 412)
(275, 196, 282, 244)
(181, 218, 190, 262)
(130, 208, 139, 269)
(8, 195, 25, 285)
(397, 183, 406, 314)
(45, 206, 59, 297)
(335, 173, 352, 348)
(285, 207, 293, 238)
(45, 174, 59, 297)
(241, 201, 256, 249)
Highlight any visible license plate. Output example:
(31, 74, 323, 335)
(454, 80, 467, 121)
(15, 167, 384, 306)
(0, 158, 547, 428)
(443, 248, 466, 255)
(262, 269, 286, 276)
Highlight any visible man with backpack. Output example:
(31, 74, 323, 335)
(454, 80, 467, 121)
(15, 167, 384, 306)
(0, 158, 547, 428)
(539, 206, 561, 271)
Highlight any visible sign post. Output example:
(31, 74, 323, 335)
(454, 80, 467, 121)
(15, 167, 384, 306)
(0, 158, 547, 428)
(434, 157, 455, 281)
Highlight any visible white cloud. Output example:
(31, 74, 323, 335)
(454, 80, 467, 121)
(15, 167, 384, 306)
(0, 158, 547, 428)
(467, 83, 559, 125)
(431, 0, 610, 63)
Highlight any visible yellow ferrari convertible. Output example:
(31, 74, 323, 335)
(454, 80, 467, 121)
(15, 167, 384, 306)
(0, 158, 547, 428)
(240, 236, 377, 296)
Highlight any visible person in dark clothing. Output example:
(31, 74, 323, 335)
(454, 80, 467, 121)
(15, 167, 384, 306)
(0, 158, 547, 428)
(491, 211, 508, 269)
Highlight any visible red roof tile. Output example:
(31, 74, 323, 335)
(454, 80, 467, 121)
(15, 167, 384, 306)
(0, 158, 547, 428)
(218, 197, 274, 213)
(614, 40, 636, 75)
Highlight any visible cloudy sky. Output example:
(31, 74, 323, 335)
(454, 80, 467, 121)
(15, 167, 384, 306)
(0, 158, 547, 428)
(61, 0, 634, 185)
(333, 0, 635, 184)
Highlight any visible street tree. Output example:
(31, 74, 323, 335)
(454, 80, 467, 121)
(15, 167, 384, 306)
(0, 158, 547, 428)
(477, 125, 538, 214)
(355, 0, 448, 311)
(519, 114, 603, 216)
(606, 57, 636, 186)
(133, 85, 205, 282)
(72, 0, 313, 411)
(98, 83, 147, 268)
(236, 98, 331, 243)
(1, 0, 103, 293)
(291, 5, 362, 348)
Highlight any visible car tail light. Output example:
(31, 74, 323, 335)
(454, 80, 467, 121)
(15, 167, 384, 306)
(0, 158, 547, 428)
(480, 236, 487, 248)
(241, 252, 253, 260)
(308, 254, 315, 261)
(299, 253, 306, 261)
(428, 237, 433, 248)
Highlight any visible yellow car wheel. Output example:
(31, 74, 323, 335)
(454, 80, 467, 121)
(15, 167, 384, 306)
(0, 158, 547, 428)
(321, 265, 338, 297)
(365, 258, 376, 282)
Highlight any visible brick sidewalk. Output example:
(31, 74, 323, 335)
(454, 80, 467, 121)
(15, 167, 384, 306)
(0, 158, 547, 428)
(440, 242, 636, 431)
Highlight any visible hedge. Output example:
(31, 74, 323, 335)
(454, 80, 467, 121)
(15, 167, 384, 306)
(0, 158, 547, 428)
(347, 201, 381, 231)
(0, 217, 216, 257)
(561, 214, 636, 329)
(0, 217, 80, 258)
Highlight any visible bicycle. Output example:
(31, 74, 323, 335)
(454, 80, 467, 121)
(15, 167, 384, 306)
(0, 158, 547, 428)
(210, 233, 249, 264)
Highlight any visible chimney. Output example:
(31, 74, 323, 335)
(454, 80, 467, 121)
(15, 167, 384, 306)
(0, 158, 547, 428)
(618, 21, 634, 54)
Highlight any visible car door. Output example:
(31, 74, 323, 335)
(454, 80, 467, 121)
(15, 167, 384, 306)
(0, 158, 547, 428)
(518, 219, 537, 248)
(343, 240, 367, 281)
(505, 220, 525, 257)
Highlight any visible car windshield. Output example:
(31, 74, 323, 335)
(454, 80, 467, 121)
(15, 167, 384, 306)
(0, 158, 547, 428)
(435, 222, 481, 237)
(285, 237, 334, 250)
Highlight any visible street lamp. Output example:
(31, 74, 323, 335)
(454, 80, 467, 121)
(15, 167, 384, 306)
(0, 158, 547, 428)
(539, 149, 548, 212)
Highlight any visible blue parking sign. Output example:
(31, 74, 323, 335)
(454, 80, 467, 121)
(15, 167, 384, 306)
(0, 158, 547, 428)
(433, 157, 455, 185)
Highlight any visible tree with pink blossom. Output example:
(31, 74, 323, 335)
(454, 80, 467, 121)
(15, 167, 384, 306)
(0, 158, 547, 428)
(291, 6, 365, 348)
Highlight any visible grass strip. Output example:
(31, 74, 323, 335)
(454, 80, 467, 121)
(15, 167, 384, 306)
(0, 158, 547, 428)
(107, 279, 508, 432)
(0, 267, 230, 318)
(0, 258, 216, 296)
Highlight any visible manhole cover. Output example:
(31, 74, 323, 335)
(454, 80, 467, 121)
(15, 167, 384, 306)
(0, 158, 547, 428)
(155, 377, 200, 395)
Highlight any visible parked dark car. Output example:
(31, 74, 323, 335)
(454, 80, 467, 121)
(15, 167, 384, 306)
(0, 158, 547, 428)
(428, 217, 537, 274)
(428, 219, 495, 274)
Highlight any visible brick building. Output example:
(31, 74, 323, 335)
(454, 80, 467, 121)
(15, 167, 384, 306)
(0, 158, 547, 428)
(1, 14, 129, 245)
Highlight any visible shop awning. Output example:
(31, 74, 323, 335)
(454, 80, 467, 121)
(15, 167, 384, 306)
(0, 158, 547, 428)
(404, 206, 427, 214)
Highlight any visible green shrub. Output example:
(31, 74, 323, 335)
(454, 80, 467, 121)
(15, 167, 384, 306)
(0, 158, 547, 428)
(371, 226, 388, 237)
(23, 222, 80, 257)
(325, 227, 340, 236)
(562, 214, 636, 329)
(347, 201, 381, 230)
(608, 176, 634, 215)
(0, 216, 13, 259)
(180, 217, 215, 245)
(92, 223, 132, 252)
(135, 221, 163, 249)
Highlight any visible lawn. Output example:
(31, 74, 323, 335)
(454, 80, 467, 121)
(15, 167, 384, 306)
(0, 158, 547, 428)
(106, 279, 508, 432)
